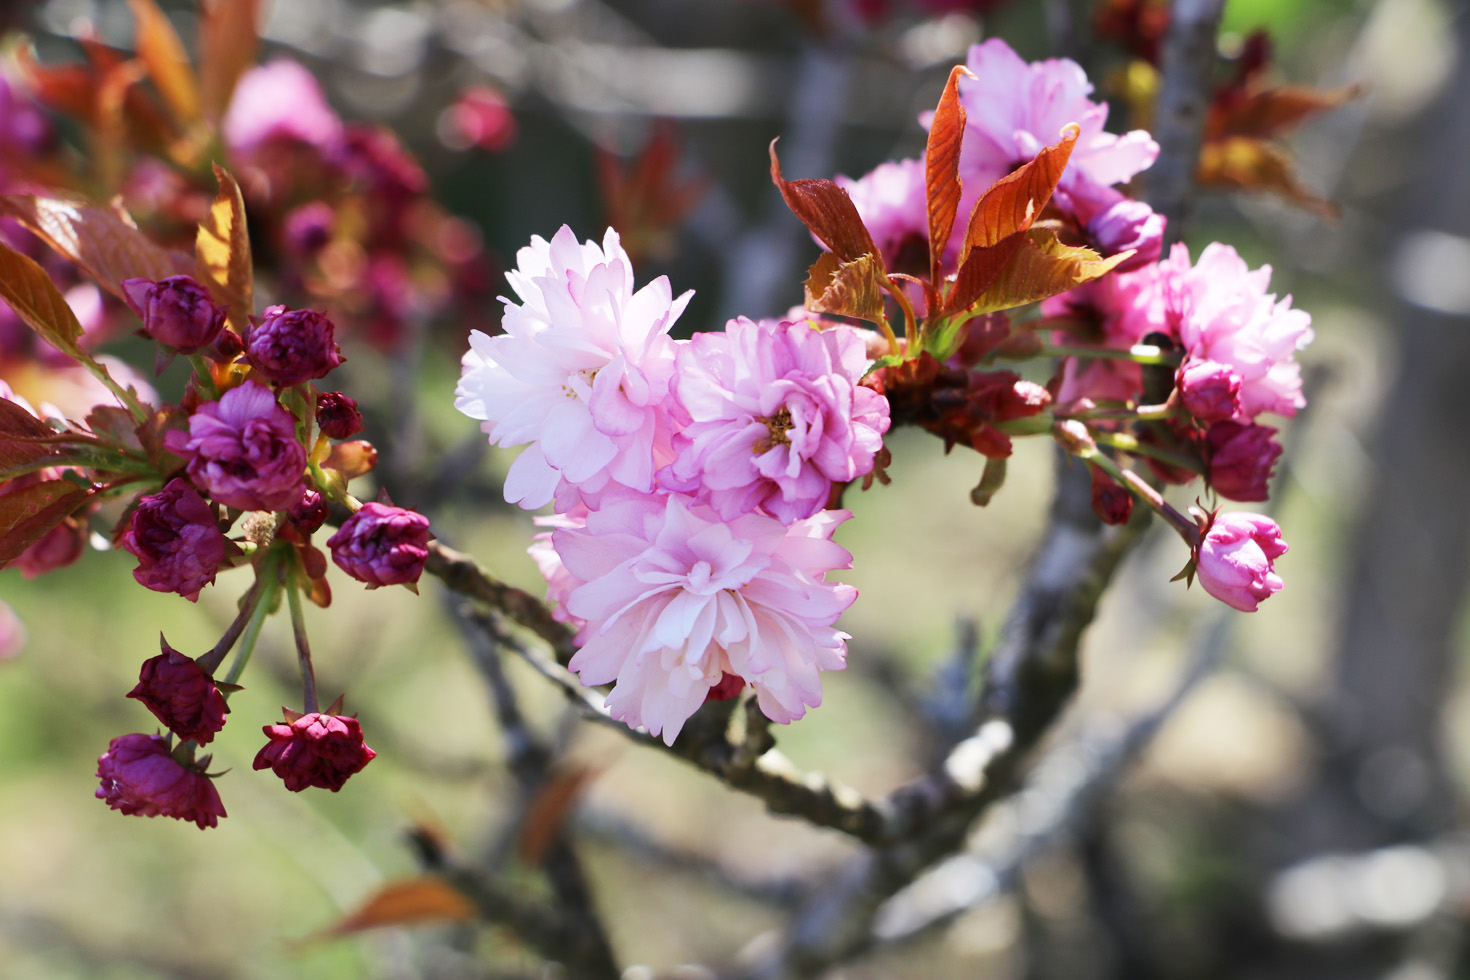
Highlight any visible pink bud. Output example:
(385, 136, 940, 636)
(315, 391, 363, 440)
(1088, 466, 1133, 525)
(120, 478, 230, 599)
(1086, 197, 1165, 273)
(1205, 421, 1281, 502)
(1195, 512, 1287, 612)
(1179, 360, 1241, 423)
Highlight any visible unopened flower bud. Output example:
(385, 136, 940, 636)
(245, 305, 344, 386)
(96, 733, 227, 829)
(121, 478, 230, 600)
(288, 486, 329, 533)
(1088, 465, 1133, 525)
(1195, 512, 1287, 612)
(121, 276, 226, 353)
(1179, 360, 1240, 423)
(325, 502, 430, 588)
(316, 391, 363, 440)
(1086, 198, 1165, 273)
(1205, 420, 1281, 502)
(127, 637, 229, 744)
(283, 202, 335, 257)
(705, 672, 746, 703)
(1052, 418, 1096, 456)
(253, 711, 376, 792)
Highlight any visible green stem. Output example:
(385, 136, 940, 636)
(1071, 402, 1181, 422)
(84, 359, 149, 423)
(285, 574, 319, 714)
(1093, 431, 1203, 474)
(223, 555, 282, 687)
(197, 580, 261, 676)
(186, 354, 219, 400)
(1038, 342, 1181, 366)
(992, 414, 1061, 437)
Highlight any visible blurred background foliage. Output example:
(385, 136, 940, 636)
(4, 0, 1469, 978)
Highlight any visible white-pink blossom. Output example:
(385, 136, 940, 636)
(549, 491, 856, 745)
(223, 60, 343, 158)
(953, 38, 1159, 193)
(663, 317, 890, 524)
(454, 226, 690, 509)
(1161, 243, 1314, 420)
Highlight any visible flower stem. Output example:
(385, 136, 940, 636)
(1086, 451, 1200, 546)
(186, 354, 219, 400)
(1092, 430, 1203, 473)
(881, 276, 919, 352)
(223, 554, 282, 687)
(1038, 342, 1181, 366)
(286, 574, 319, 714)
(197, 581, 261, 676)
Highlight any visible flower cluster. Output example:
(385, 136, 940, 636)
(457, 227, 889, 744)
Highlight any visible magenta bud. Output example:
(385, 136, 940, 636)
(325, 502, 430, 588)
(96, 733, 227, 829)
(121, 276, 227, 353)
(1179, 360, 1241, 423)
(288, 486, 330, 533)
(1205, 420, 1281, 502)
(283, 201, 335, 257)
(316, 391, 363, 440)
(1088, 466, 1134, 525)
(245, 305, 344, 386)
(704, 672, 746, 703)
(1087, 198, 1164, 272)
(120, 478, 230, 600)
(163, 381, 308, 512)
(253, 711, 376, 792)
(127, 637, 229, 744)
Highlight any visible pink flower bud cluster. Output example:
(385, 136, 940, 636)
(456, 226, 891, 743)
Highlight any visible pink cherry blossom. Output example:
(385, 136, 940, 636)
(1041, 263, 1164, 406)
(223, 60, 343, 158)
(455, 226, 690, 509)
(1195, 512, 1287, 612)
(1161, 243, 1314, 420)
(664, 317, 890, 524)
(953, 39, 1159, 193)
(548, 491, 856, 745)
(834, 158, 929, 275)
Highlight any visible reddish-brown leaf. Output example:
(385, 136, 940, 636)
(0, 196, 195, 301)
(926, 65, 973, 283)
(770, 141, 880, 265)
(137, 405, 190, 476)
(966, 228, 1133, 315)
(1207, 83, 1362, 141)
(518, 766, 596, 866)
(318, 877, 477, 937)
(198, 0, 263, 122)
(0, 239, 86, 358)
(941, 232, 1027, 318)
(1196, 136, 1337, 216)
(0, 400, 63, 476)
(196, 165, 254, 330)
(804, 251, 887, 323)
(0, 479, 88, 567)
(128, 0, 201, 126)
(958, 124, 1079, 266)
